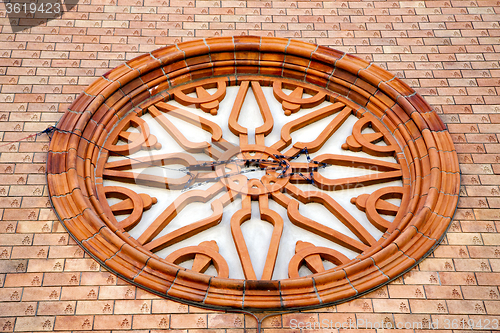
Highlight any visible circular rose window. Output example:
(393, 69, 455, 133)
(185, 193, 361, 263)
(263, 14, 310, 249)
(47, 37, 459, 310)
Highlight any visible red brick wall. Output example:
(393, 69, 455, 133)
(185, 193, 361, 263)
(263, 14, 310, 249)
(1, 1, 499, 331)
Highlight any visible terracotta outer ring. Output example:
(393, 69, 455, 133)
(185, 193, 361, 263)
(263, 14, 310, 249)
(47, 36, 460, 311)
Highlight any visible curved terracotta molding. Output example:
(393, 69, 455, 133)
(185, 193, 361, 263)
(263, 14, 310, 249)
(47, 36, 460, 311)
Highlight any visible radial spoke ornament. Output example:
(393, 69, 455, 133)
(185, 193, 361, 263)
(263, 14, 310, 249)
(47, 37, 459, 311)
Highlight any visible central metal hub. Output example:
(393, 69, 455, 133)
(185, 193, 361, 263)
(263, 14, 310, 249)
(216, 145, 291, 197)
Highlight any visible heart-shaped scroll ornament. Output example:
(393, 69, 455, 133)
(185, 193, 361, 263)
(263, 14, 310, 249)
(47, 37, 459, 310)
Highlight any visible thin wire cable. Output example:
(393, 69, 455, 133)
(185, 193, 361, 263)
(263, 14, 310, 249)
(0, 127, 54, 149)
(49, 126, 198, 174)
(228, 309, 296, 333)
(19, 125, 330, 190)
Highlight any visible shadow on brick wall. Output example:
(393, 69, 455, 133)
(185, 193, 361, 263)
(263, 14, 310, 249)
(3, 0, 79, 33)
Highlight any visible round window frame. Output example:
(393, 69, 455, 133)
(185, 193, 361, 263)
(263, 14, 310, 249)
(47, 36, 460, 311)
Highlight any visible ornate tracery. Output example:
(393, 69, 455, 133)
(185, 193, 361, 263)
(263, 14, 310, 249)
(47, 37, 459, 310)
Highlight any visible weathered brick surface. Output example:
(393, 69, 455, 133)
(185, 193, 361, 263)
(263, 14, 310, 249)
(1, 0, 500, 331)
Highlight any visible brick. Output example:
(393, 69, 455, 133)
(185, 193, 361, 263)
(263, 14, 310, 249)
(317, 313, 356, 329)
(482, 233, 500, 245)
(446, 300, 486, 314)
(484, 301, 500, 315)
(75, 300, 114, 315)
(336, 299, 373, 312)
(63, 259, 100, 272)
(0, 260, 28, 273)
(392, 314, 433, 330)
(80, 272, 118, 286)
(21, 287, 61, 301)
(36, 301, 76, 316)
(476, 272, 500, 286)
(372, 299, 410, 313)
(14, 316, 54, 331)
(490, 258, 500, 272)
(428, 314, 473, 330)
(453, 259, 492, 272)
(93, 315, 132, 330)
(152, 299, 190, 314)
(47, 246, 85, 259)
(170, 314, 208, 329)
(474, 209, 500, 220)
(132, 314, 171, 330)
(447, 233, 483, 245)
(419, 259, 455, 271)
(32, 234, 70, 246)
(424, 285, 463, 300)
(4, 273, 42, 287)
(439, 272, 477, 286)
(409, 300, 449, 314)
(0, 302, 38, 317)
(468, 246, 500, 259)
(60, 286, 99, 300)
(135, 287, 163, 300)
(26, 259, 65, 272)
(114, 300, 151, 314)
(42, 273, 80, 286)
(0, 318, 15, 332)
(388, 285, 426, 299)
(53, 315, 94, 331)
(461, 286, 500, 300)
(208, 313, 245, 329)
(402, 271, 441, 285)
(460, 221, 497, 233)
(282, 313, 319, 328)
(0, 288, 23, 302)
(353, 313, 395, 329)
(98, 286, 136, 299)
